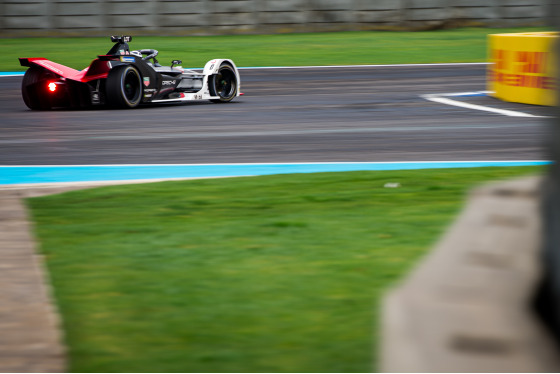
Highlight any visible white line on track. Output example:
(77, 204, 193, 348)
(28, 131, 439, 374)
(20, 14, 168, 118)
(422, 91, 550, 118)
(237, 62, 489, 69)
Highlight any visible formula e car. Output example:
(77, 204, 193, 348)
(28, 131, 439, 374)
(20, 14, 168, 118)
(19, 36, 241, 110)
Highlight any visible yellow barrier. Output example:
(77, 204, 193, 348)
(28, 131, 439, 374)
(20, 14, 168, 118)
(488, 32, 558, 106)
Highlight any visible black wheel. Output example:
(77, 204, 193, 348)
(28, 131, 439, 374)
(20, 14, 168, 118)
(105, 65, 143, 108)
(21, 66, 54, 110)
(209, 63, 238, 103)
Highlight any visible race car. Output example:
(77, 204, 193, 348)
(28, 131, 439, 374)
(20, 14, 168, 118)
(19, 36, 241, 110)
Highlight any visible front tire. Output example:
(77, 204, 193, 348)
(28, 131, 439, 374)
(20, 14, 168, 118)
(209, 63, 238, 103)
(106, 65, 143, 108)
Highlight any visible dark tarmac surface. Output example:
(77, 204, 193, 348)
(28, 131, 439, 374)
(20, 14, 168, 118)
(0, 64, 551, 165)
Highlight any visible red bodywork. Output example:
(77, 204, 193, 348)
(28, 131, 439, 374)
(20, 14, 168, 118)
(19, 57, 114, 82)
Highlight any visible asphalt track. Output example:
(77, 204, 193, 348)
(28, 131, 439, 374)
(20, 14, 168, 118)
(0, 64, 553, 183)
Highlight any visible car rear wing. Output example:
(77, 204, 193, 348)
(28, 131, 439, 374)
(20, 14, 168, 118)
(19, 57, 111, 82)
(19, 57, 83, 79)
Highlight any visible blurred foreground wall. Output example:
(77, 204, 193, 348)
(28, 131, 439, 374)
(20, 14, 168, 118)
(381, 176, 560, 372)
(0, 0, 548, 37)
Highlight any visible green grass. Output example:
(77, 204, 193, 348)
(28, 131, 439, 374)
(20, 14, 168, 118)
(2, 27, 549, 71)
(27, 166, 542, 373)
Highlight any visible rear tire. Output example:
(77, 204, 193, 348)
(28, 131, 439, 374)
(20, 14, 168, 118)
(106, 65, 143, 108)
(21, 66, 53, 110)
(209, 63, 238, 103)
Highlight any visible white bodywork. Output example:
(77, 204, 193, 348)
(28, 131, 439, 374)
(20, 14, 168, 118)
(152, 58, 241, 103)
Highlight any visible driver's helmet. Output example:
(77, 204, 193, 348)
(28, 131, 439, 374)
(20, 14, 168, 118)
(131, 50, 142, 58)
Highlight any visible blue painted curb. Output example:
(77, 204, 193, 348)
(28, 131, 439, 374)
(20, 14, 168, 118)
(0, 161, 551, 185)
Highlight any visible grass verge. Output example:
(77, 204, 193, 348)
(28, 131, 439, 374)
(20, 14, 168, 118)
(2, 27, 548, 71)
(27, 166, 542, 372)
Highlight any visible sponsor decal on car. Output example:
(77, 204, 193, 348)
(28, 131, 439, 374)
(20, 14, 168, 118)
(143, 77, 150, 87)
(120, 56, 135, 63)
(162, 80, 176, 86)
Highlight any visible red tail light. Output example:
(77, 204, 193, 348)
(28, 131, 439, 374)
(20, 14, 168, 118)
(48, 82, 57, 92)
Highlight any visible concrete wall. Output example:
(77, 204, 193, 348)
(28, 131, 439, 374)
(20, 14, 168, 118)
(0, 0, 548, 37)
